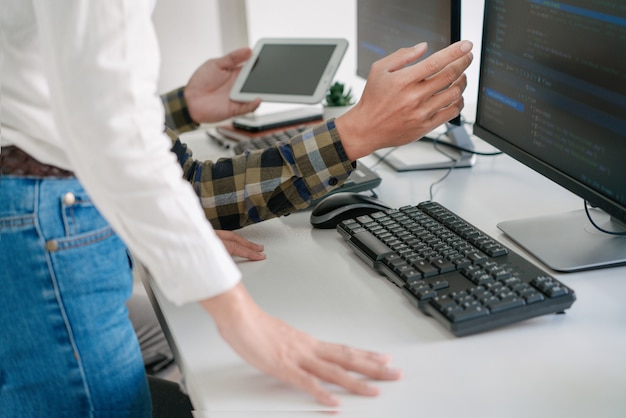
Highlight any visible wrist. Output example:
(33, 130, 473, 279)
(199, 282, 256, 329)
(334, 105, 373, 161)
(162, 87, 200, 133)
(182, 86, 201, 126)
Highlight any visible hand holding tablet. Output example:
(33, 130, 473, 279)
(229, 38, 348, 104)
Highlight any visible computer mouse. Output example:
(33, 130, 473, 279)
(310, 192, 391, 229)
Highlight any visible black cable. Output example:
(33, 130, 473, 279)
(370, 146, 398, 170)
(428, 132, 460, 201)
(373, 135, 501, 171)
(584, 201, 626, 236)
(371, 122, 502, 200)
(419, 136, 503, 156)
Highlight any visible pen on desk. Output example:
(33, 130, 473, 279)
(206, 130, 231, 150)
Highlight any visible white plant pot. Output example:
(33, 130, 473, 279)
(323, 105, 353, 120)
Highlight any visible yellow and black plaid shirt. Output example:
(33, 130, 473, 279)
(162, 87, 355, 230)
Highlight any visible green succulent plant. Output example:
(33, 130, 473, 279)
(324, 81, 354, 107)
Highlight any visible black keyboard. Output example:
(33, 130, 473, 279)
(337, 201, 576, 336)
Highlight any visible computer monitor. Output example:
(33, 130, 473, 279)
(357, 0, 473, 171)
(356, 0, 461, 81)
(473, 0, 626, 272)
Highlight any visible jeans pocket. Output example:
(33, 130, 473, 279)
(50, 189, 132, 296)
(60, 191, 109, 237)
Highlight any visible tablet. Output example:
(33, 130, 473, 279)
(230, 38, 348, 104)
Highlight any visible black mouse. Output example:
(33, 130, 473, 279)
(310, 192, 391, 229)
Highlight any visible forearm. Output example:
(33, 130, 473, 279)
(162, 87, 355, 229)
(169, 121, 355, 230)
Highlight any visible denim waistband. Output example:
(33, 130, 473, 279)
(0, 176, 79, 213)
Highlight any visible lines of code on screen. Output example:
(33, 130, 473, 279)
(477, 0, 626, 206)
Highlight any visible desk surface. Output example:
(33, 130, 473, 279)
(147, 129, 626, 418)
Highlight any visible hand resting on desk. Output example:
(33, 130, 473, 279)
(215, 230, 266, 261)
(200, 282, 402, 407)
(212, 230, 403, 406)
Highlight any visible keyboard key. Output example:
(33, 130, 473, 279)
(546, 286, 568, 298)
(350, 231, 394, 262)
(413, 260, 439, 278)
(431, 280, 449, 291)
(488, 297, 526, 313)
(449, 306, 490, 323)
(415, 288, 437, 301)
(431, 294, 457, 311)
(432, 258, 456, 273)
(401, 269, 423, 284)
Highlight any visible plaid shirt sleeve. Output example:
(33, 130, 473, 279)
(161, 87, 199, 134)
(167, 120, 355, 230)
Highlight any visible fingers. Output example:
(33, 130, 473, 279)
(218, 47, 254, 70)
(285, 364, 341, 407)
(303, 357, 380, 396)
(316, 343, 402, 381)
(370, 40, 472, 82)
(371, 42, 429, 74)
(293, 343, 402, 406)
(215, 230, 266, 261)
(282, 354, 384, 406)
(388, 41, 472, 129)
(421, 73, 468, 126)
(421, 51, 472, 95)
(408, 40, 473, 82)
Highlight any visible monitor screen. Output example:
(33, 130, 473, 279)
(473, 0, 626, 271)
(356, 0, 461, 78)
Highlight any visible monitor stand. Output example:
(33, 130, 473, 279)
(498, 208, 626, 272)
(373, 125, 476, 171)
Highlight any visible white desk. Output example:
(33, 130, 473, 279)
(145, 129, 626, 418)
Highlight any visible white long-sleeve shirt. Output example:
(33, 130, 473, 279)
(0, 0, 241, 306)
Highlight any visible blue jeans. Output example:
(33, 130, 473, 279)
(0, 176, 151, 417)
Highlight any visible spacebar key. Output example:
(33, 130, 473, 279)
(349, 230, 394, 263)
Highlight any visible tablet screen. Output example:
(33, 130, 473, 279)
(230, 38, 348, 104)
(240, 44, 337, 95)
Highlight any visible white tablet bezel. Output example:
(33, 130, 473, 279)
(229, 38, 348, 104)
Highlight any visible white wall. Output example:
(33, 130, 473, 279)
(153, 0, 485, 118)
(152, 0, 223, 93)
(153, 0, 250, 93)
